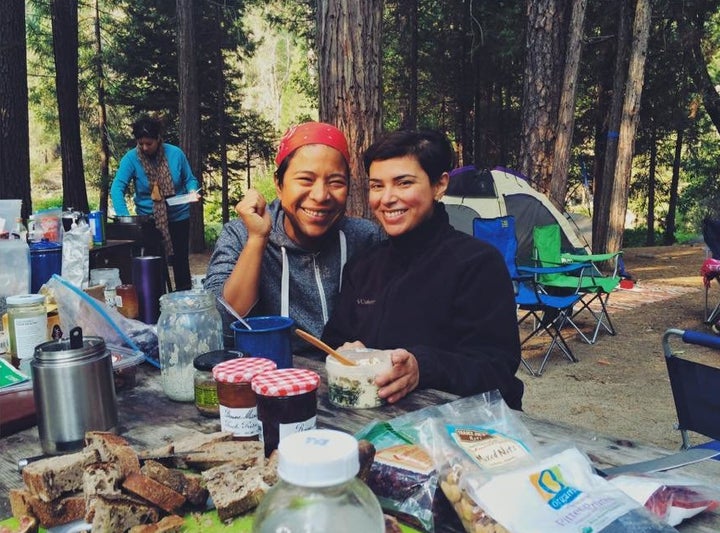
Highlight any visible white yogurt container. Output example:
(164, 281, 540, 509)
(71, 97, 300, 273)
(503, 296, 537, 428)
(326, 348, 392, 409)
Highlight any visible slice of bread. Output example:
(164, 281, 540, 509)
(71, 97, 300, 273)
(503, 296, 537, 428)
(138, 431, 233, 460)
(122, 472, 186, 513)
(83, 461, 124, 503)
(185, 440, 264, 470)
(21, 450, 98, 502)
(140, 460, 208, 507)
(9, 489, 85, 529)
(127, 515, 185, 533)
(90, 495, 160, 532)
(85, 431, 140, 477)
(202, 459, 277, 521)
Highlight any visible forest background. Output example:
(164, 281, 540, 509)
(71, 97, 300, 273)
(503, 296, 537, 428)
(2, 1, 720, 253)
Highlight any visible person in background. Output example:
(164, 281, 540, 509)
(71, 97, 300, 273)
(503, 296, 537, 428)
(110, 115, 200, 291)
(204, 121, 383, 354)
(322, 129, 524, 409)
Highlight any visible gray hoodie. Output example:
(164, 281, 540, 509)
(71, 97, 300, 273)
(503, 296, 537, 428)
(204, 199, 382, 355)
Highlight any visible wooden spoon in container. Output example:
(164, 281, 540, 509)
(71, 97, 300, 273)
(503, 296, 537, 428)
(293, 329, 356, 366)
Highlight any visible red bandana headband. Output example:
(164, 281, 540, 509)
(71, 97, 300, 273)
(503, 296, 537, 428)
(275, 122, 351, 167)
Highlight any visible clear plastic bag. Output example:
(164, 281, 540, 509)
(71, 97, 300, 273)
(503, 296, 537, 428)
(44, 275, 159, 366)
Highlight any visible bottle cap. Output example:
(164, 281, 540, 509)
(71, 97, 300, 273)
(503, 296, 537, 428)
(277, 429, 359, 487)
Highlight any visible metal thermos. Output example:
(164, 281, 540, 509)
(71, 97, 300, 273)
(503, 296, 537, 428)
(31, 327, 118, 455)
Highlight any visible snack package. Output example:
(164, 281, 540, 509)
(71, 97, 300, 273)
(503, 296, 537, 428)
(356, 409, 440, 532)
(417, 391, 676, 532)
(609, 472, 720, 526)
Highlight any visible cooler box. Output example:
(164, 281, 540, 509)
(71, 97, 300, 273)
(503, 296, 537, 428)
(30, 241, 62, 293)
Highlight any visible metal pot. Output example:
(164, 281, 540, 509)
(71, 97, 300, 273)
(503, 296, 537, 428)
(31, 328, 118, 455)
(113, 215, 151, 224)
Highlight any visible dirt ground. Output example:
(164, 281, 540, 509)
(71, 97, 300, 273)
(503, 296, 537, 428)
(189, 242, 716, 451)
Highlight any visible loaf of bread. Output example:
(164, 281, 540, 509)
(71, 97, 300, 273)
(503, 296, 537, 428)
(21, 450, 98, 502)
(140, 460, 208, 507)
(9, 489, 85, 529)
(127, 515, 185, 533)
(202, 458, 278, 521)
(90, 495, 160, 532)
(185, 440, 264, 470)
(122, 472, 186, 513)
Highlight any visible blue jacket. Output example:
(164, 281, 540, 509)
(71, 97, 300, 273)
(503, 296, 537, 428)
(110, 143, 199, 222)
(204, 199, 383, 355)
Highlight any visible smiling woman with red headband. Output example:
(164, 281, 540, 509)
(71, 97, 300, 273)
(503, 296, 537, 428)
(204, 122, 382, 354)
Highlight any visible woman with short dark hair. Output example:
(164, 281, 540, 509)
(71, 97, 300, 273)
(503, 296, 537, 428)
(323, 129, 524, 409)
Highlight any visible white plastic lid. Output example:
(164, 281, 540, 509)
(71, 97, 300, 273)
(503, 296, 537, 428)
(6, 294, 45, 306)
(277, 429, 359, 487)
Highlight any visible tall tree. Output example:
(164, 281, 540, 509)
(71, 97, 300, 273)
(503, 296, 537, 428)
(549, 0, 587, 209)
(94, 0, 111, 216)
(317, 0, 383, 218)
(663, 128, 683, 245)
(51, 0, 88, 213)
(176, 0, 204, 251)
(604, 0, 651, 254)
(0, 0, 32, 218)
(518, 0, 569, 193)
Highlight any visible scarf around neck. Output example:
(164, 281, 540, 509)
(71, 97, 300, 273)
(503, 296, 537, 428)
(137, 142, 175, 257)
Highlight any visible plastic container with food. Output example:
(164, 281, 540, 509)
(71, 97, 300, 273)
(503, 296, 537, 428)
(326, 348, 392, 409)
(108, 345, 145, 391)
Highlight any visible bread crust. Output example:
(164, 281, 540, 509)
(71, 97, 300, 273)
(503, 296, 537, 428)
(9, 489, 85, 529)
(140, 460, 208, 507)
(127, 514, 185, 533)
(184, 440, 264, 470)
(21, 451, 98, 502)
(122, 472, 186, 513)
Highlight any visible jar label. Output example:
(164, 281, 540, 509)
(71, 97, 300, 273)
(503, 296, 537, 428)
(10, 315, 48, 359)
(279, 416, 317, 441)
(219, 405, 259, 437)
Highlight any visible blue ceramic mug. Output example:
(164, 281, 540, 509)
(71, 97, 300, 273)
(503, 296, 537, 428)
(231, 316, 294, 369)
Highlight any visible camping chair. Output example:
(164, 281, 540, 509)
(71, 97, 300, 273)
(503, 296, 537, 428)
(532, 224, 621, 344)
(701, 218, 720, 325)
(662, 328, 720, 454)
(473, 216, 584, 376)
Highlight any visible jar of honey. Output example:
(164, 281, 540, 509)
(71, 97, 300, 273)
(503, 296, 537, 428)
(115, 284, 139, 319)
(192, 350, 241, 417)
(251, 368, 320, 457)
(213, 357, 277, 438)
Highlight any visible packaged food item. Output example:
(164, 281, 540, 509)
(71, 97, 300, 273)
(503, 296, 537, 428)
(192, 350, 242, 417)
(108, 344, 145, 391)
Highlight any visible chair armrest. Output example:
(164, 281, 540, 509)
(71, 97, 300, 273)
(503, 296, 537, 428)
(563, 251, 621, 262)
(519, 263, 588, 275)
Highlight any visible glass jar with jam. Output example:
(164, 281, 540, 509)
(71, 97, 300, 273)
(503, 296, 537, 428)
(212, 357, 276, 438)
(251, 368, 320, 457)
(193, 350, 242, 417)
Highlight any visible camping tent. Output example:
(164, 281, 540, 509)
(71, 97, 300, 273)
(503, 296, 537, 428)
(442, 166, 590, 264)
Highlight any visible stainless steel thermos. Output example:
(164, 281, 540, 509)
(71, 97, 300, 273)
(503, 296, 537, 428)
(31, 327, 118, 454)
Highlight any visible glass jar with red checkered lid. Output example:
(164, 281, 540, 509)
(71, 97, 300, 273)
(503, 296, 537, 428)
(213, 357, 277, 439)
(251, 368, 321, 457)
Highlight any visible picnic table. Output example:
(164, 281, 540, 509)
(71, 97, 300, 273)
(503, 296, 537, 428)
(1, 358, 719, 531)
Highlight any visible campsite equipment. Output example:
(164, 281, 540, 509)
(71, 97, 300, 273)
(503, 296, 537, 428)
(662, 328, 720, 455)
(231, 316, 294, 369)
(473, 216, 584, 376)
(29, 240, 63, 293)
(32, 327, 118, 455)
(443, 166, 590, 265)
(532, 224, 621, 344)
(701, 218, 720, 326)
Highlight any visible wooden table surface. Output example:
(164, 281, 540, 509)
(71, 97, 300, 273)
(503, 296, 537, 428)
(2, 358, 719, 531)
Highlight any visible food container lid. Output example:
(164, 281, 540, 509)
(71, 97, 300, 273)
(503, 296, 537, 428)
(7, 294, 45, 306)
(278, 429, 359, 487)
(251, 368, 320, 397)
(34, 336, 106, 363)
(29, 240, 62, 252)
(213, 357, 276, 383)
(194, 350, 243, 371)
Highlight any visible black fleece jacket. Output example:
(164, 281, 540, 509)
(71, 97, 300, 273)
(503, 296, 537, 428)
(322, 203, 524, 410)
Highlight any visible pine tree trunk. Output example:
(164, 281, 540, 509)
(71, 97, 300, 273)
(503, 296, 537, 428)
(51, 0, 89, 213)
(663, 128, 683, 245)
(176, 0, 204, 251)
(593, 0, 632, 253)
(606, 0, 651, 254)
(645, 127, 656, 246)
(317, 0, 383, 219)
(549, 0, 587, 209)
(0, 0, 32, 219)
(94, 0, 111, 217)
(519, 0, 568, 193)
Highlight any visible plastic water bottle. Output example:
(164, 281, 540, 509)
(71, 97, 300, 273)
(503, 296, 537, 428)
(252, 429, 384, 533)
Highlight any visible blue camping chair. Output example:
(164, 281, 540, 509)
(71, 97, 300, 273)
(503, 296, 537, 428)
(473, 216, 584, 376)
(662, 329, 720, 454)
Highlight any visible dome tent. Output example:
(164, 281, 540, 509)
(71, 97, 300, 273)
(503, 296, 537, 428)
(442, 166, 590, 265)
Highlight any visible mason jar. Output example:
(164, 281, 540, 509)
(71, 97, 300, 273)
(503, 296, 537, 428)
(156, 290, 223, 402)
